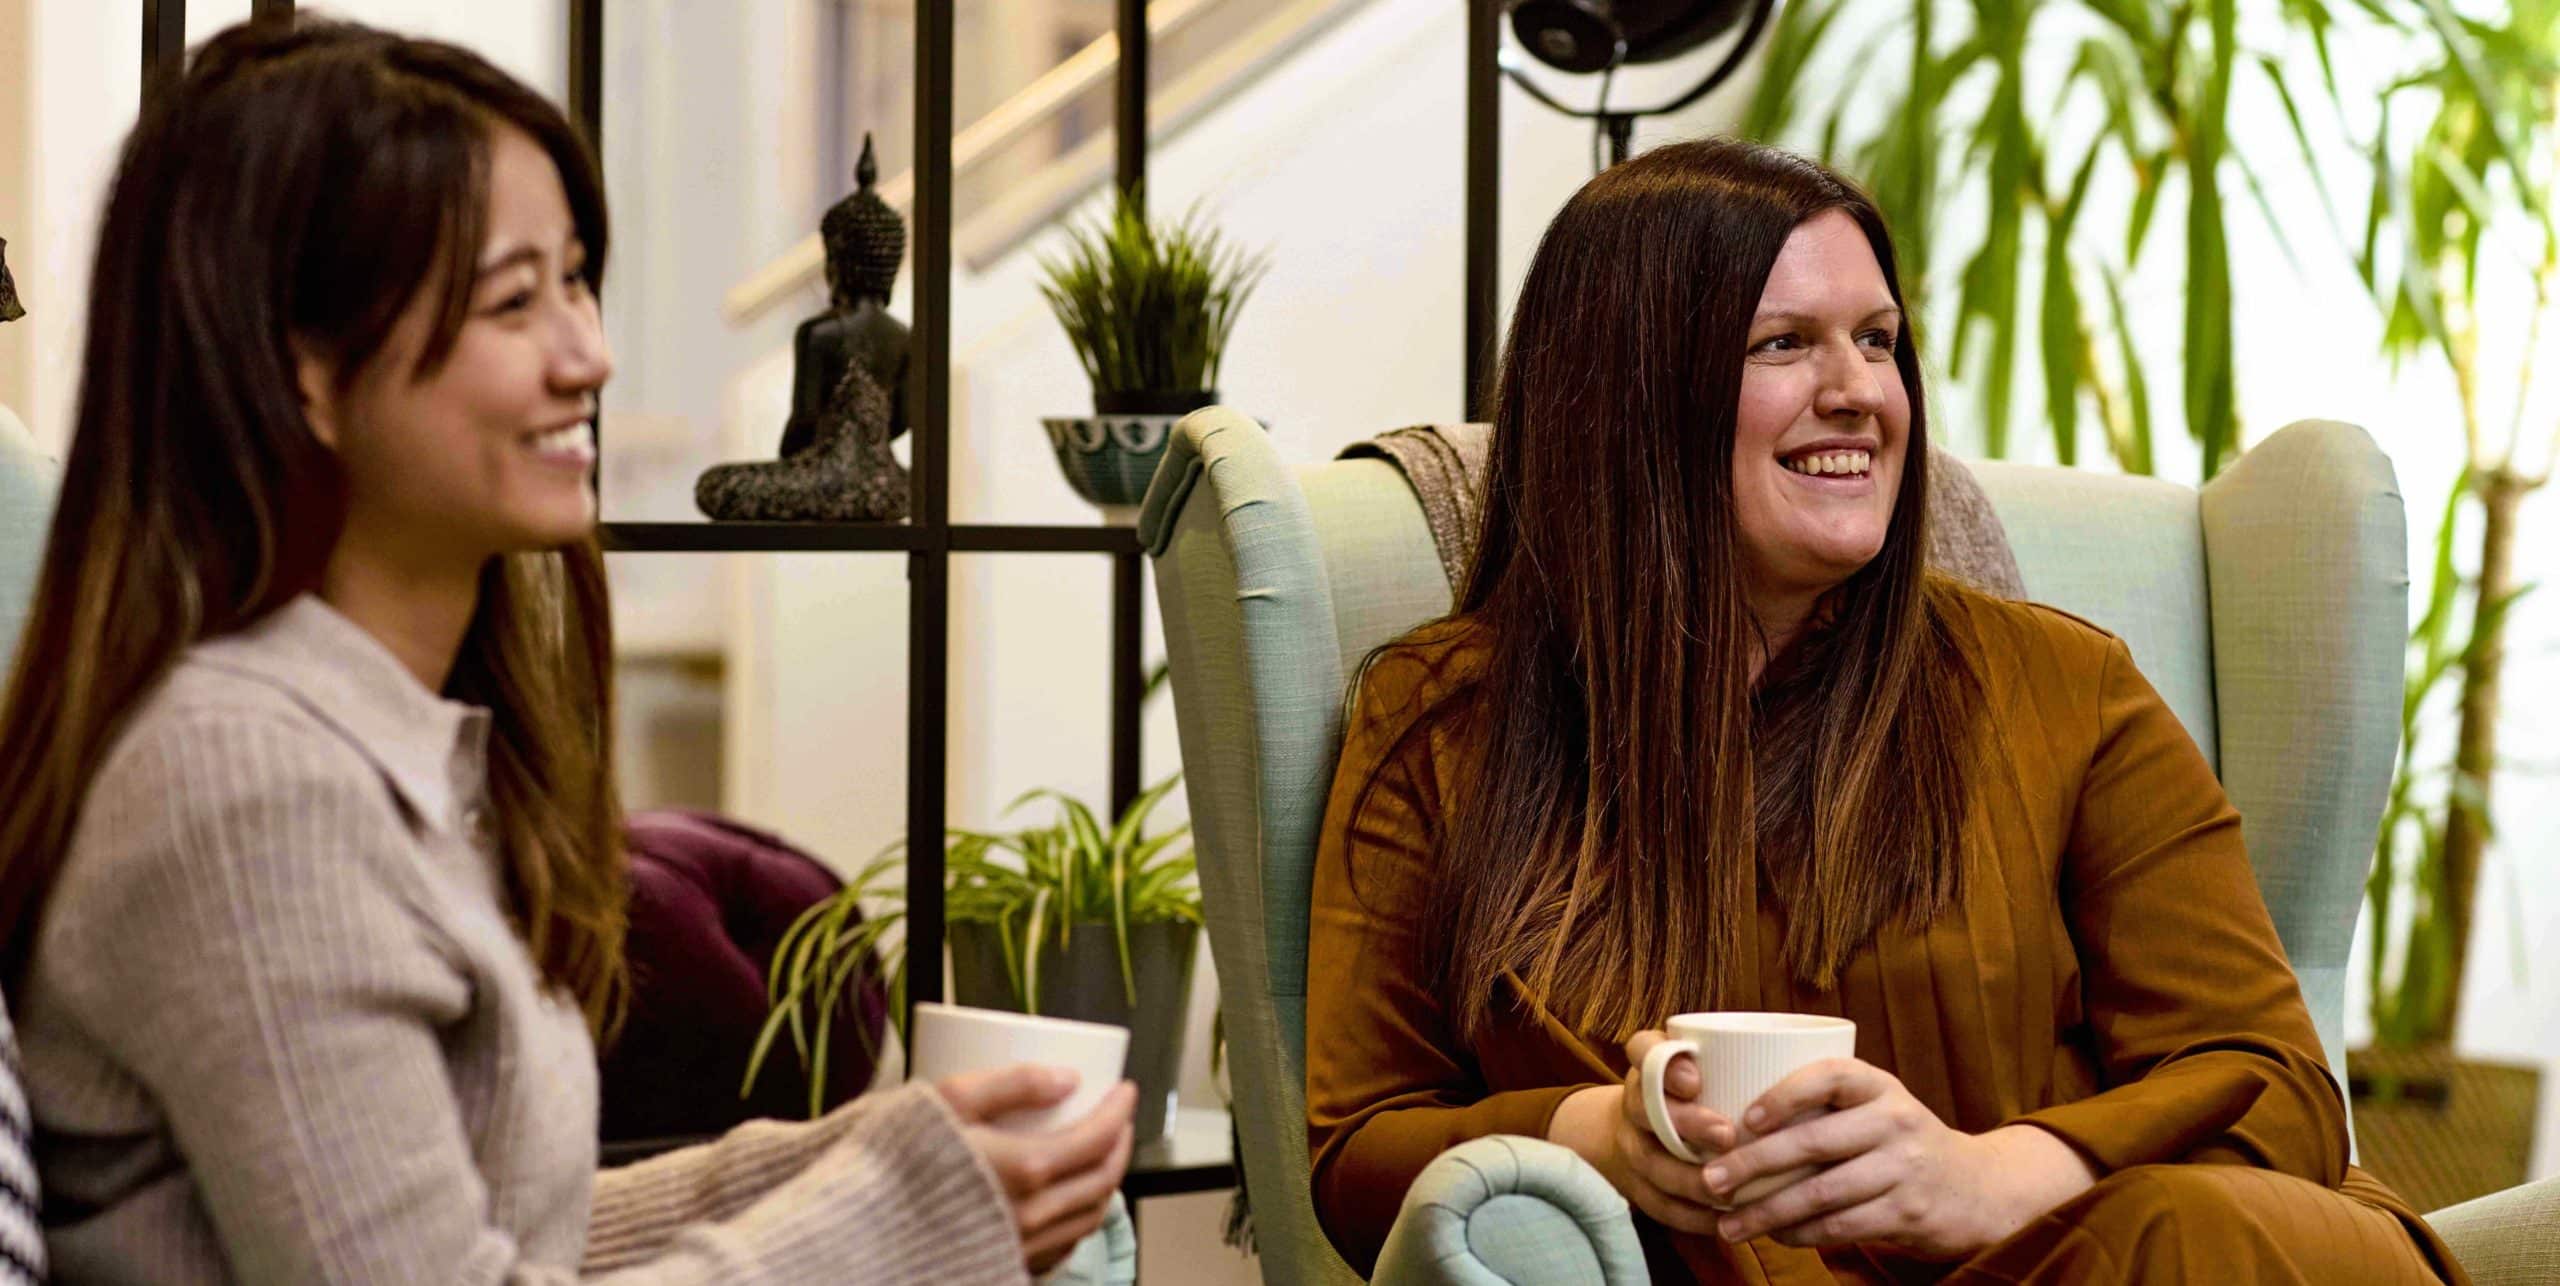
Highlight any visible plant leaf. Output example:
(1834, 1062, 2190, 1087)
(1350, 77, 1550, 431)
(1957, 37, 2031, 460)
(2359, 98, 2394, 293)
(2230, 150, 2308, 278)
(2040, 143, 2100, 466)
(2257, 55, 2341, 236)
(2097, 267, 2155, 476)
(2413, 0, 2549, 230)
(1739, 0, 1853, 142)
(1035, 188, 1267, 398)
(2125, 148, 2169, 267)
(2179, 0, 2240, 477)
(1023, 887, 1051, 1014)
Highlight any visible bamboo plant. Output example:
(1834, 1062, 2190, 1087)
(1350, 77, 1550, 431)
(1737, 0, 2352, 479)
(741, 775, 1201, 1117)
(2358, 0, 2555, 1050)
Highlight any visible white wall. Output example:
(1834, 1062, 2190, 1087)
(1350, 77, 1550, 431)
(15, 0, 140, 457)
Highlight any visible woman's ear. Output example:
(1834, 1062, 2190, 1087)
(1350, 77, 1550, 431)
(290, 341, 342, 451)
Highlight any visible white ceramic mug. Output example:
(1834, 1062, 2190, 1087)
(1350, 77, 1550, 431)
(1639, 1012, 1858, 1205)
(906, 1002, 1130, 1134)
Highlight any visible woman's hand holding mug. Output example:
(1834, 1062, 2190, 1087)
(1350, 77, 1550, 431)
(1546, 1035, 1741, 1236)
(909, 1004, 1137, 1274)
(935, 1066, 1139, 1275)
(1699, 1057, 2097, 1258)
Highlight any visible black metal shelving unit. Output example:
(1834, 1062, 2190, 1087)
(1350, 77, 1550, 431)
(563, 0, 1157, 1019)
(1464, 0, 1501, 421)
(152, 1, 1155, 1022)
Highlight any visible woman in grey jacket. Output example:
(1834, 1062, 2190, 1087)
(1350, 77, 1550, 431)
(0, 18, 1132, 1283)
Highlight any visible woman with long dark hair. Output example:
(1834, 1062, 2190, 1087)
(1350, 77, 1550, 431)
(0, 20, 1129, 1282)
(1304, 138, 2466, 1282)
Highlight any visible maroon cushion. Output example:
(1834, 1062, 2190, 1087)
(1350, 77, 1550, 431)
(600, 810, 887, 1141)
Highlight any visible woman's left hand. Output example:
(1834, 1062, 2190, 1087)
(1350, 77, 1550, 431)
(1700, 1057, 2097, 1258)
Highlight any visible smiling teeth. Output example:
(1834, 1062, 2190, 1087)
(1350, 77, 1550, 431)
(531, 422, 594, 456)
(1785, 450, 1871, 476)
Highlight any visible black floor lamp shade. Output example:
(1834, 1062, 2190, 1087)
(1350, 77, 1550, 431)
(1505, 0, 1759, 74)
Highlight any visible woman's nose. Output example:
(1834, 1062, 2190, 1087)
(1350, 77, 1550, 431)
(552, 298, 614, 393)
(1813, 343, 1886, 420)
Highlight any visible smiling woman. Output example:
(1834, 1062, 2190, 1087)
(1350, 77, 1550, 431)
(1301, 137, 2473, 1284)
(0, 16, 1131, 1284)
(297, 119, 612, 652)
(1732, 210, 1910, 658)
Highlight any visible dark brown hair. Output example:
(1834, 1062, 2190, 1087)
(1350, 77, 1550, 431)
(1381, 137, 1983, 1043)
(0, 18, 629, 1033)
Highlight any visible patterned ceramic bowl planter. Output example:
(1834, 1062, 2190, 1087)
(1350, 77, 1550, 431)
(1040, 414, 1186, 523)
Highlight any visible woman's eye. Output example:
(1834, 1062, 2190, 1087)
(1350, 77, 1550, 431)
(492, 290, 535, 315)
(1752, 334, 1800, 354)
(1860, 329, 1898, 352)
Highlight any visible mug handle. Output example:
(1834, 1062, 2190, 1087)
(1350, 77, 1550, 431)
(1639, 1038, 1706, 1164)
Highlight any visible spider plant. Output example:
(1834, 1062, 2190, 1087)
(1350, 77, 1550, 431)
(1037, 187, 1269, 407)
(947, 775, 1202, 1013)
(742, 775, 1199, 1117)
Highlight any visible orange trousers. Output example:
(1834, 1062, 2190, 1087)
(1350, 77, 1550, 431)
(1654, 1165, 2468, 1283)
(1941, 1165, 2463, 1284)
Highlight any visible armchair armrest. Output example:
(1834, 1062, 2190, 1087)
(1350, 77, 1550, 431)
(1371, 1136, 1648, 1285)
(1039, 1194, 1138, 1286)
(2425, 1177, 2560, 1286)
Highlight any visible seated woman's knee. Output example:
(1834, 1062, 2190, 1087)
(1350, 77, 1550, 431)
(2083, 1164, 2272, 1246)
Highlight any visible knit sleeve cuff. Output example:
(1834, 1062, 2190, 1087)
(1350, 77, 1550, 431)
(619, 1082, 1024, 1283)
(584, 1084, 953, 1273)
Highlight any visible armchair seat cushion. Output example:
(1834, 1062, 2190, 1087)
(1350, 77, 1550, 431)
(2426, 1176, 2560, 1286)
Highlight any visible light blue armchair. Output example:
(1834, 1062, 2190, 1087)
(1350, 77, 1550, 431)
(1139, 409, 2560, 1285)
(0, 406, 53, 682)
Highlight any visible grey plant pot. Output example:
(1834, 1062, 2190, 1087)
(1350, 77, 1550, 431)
(949, 918, 1200, 1144)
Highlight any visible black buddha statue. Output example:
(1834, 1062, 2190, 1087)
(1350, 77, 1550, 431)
(0, 236, 25, 325)
(782, 135, 908, 458)
(695, 135, 911, 522)
(696, 360, 907, 522)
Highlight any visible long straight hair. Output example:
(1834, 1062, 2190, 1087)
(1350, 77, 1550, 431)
(0, 19, 629, 1034)
(1385, 138, 1982, 1043)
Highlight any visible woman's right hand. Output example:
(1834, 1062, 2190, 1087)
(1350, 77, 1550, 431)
(1545, 1031, 1737, 1236)
(934, 1066, 1140, 1275)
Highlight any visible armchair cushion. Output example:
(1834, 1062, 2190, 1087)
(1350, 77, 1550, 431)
(2426, 1176, 2560, 1286)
